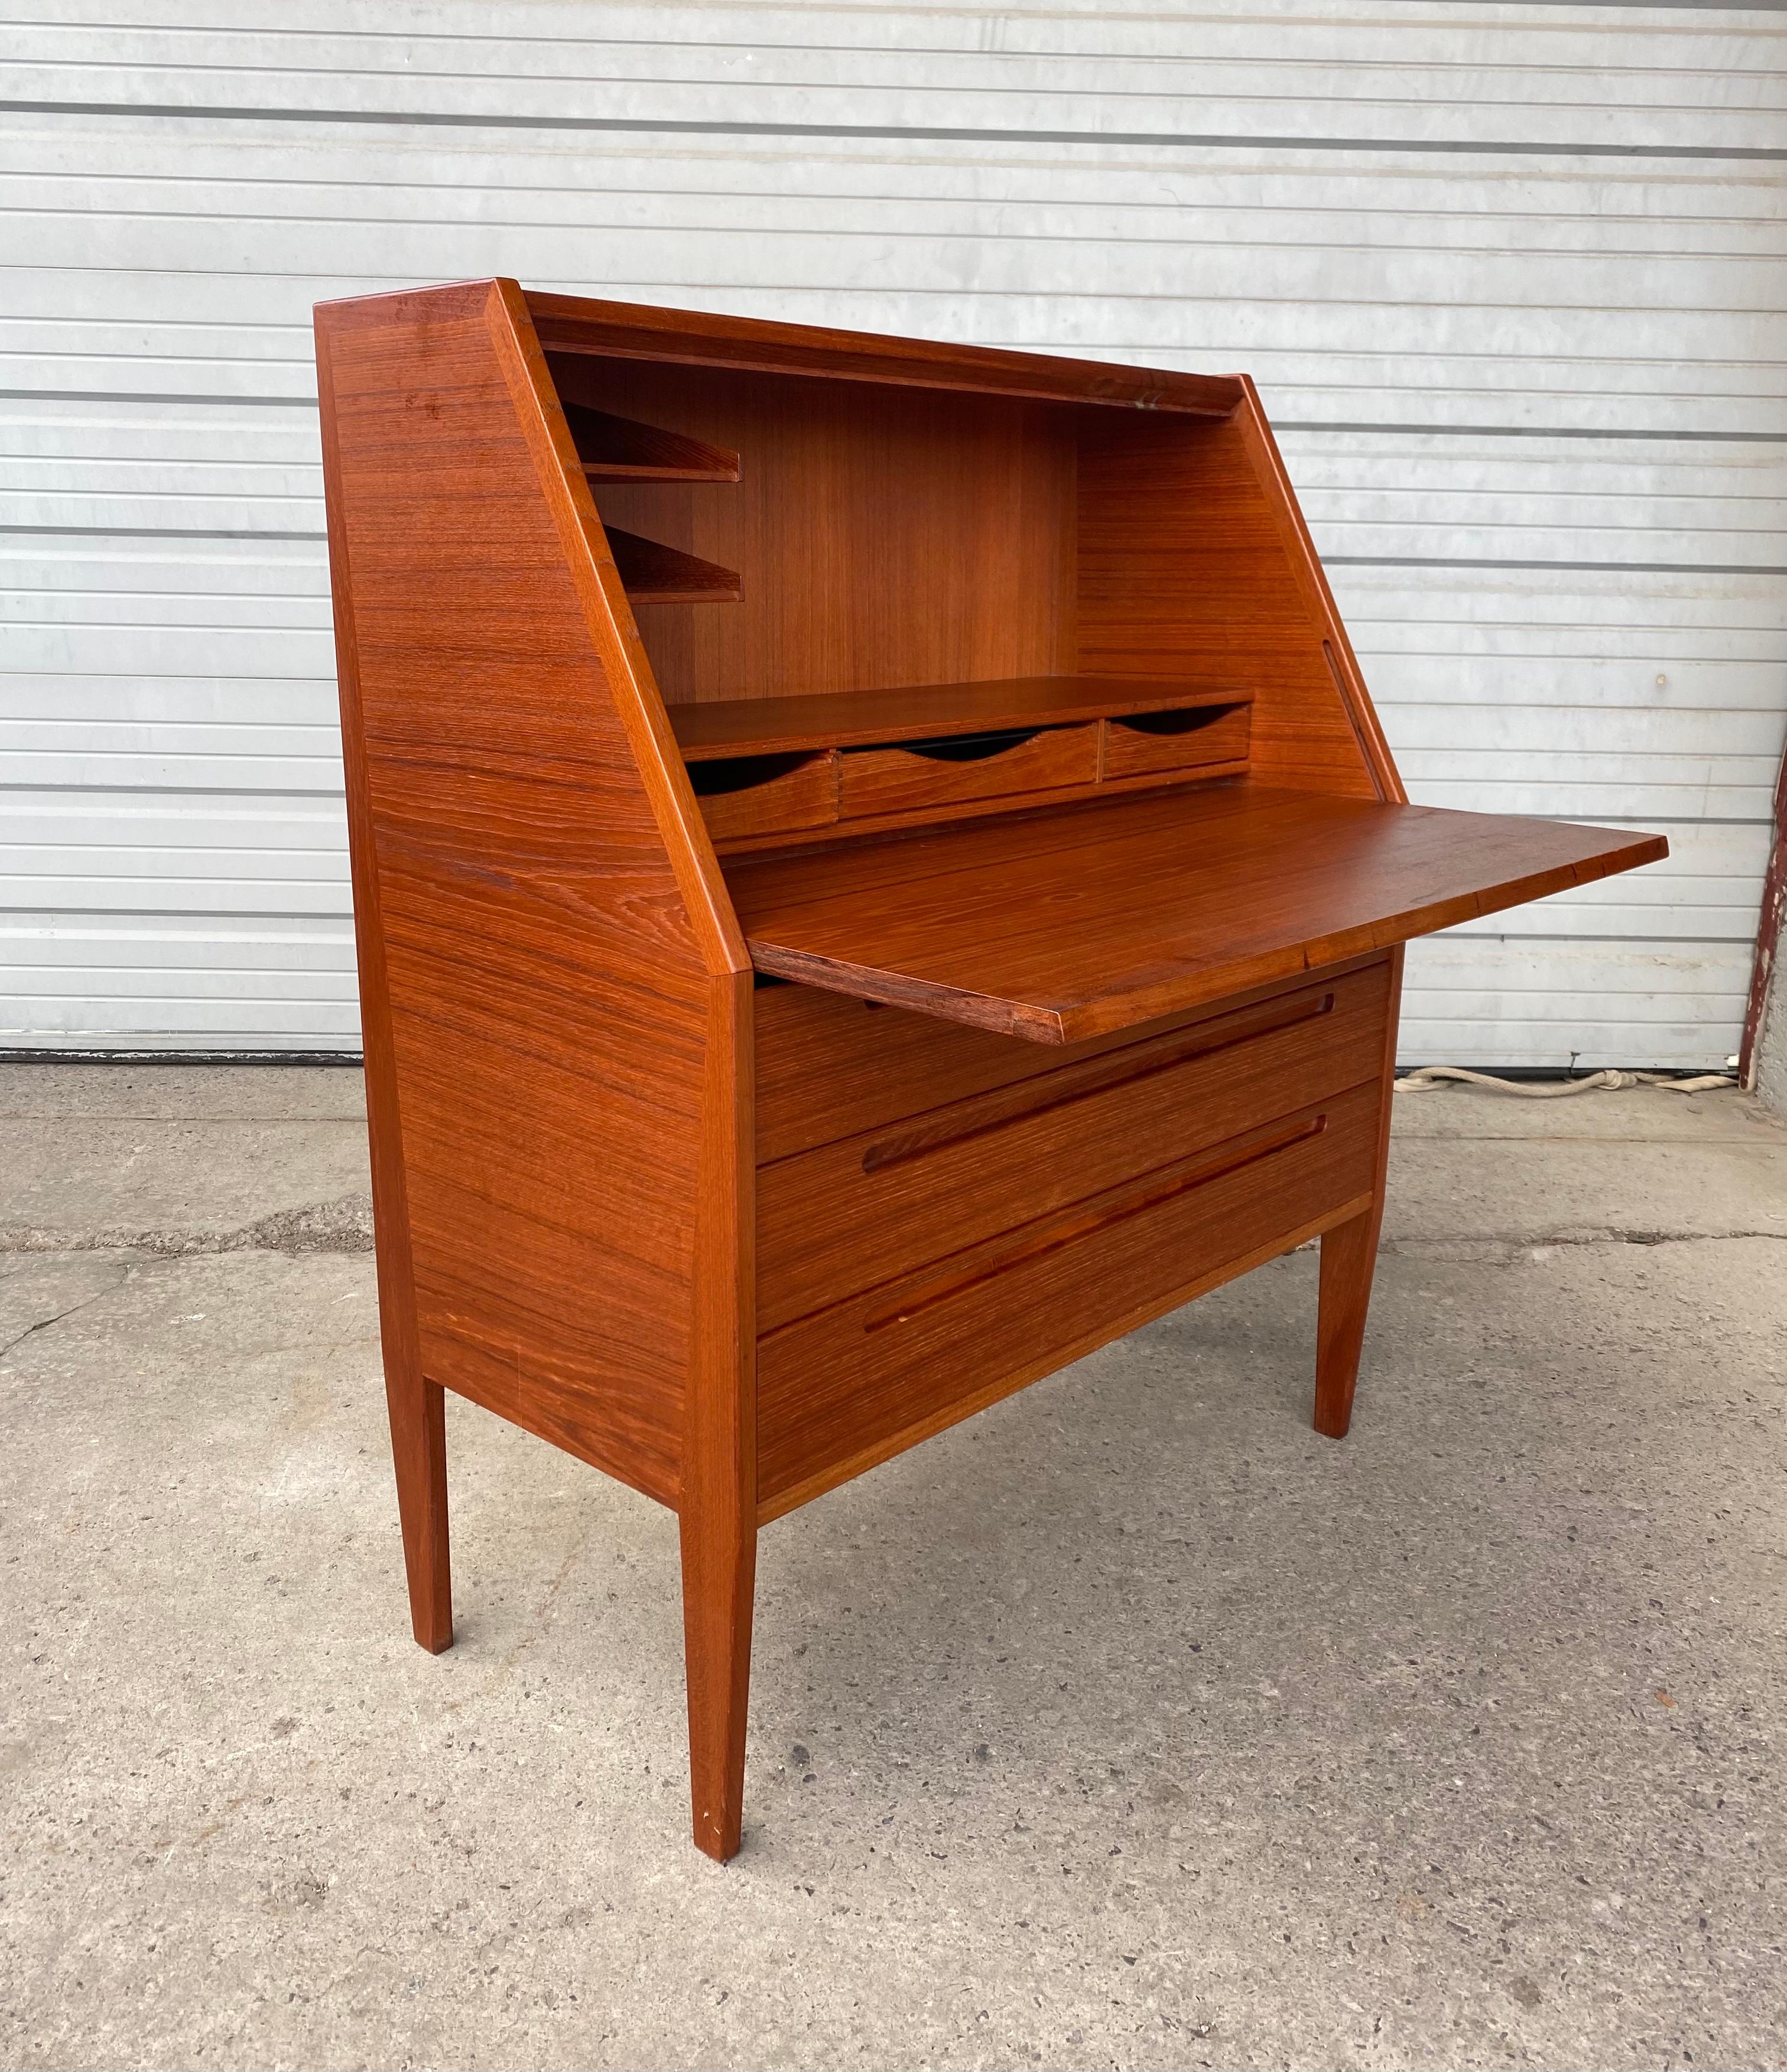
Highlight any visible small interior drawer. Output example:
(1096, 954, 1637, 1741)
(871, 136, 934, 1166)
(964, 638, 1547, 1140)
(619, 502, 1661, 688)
(691, 750, 839, 843)
(839, 723, 1098, 821)
(1102, 703, 1250, 782)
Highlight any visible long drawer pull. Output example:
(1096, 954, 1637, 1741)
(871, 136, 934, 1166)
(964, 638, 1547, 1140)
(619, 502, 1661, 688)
(865, 1114, 1326, 1333)
(860, 990, 1335, 1176)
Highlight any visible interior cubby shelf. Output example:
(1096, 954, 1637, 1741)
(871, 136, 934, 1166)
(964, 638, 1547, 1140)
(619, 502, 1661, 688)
(569, 401, 745, 600)
(668, 676, 1252, 761)
(554, 362, 1265, 841)
(605, 528, 743, 604)
(564, 402, 740, 483)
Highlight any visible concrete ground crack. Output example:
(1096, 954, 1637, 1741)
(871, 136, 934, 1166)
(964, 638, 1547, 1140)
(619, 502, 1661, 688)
(0, 1192, 375, 1260)
(0, 1273, 129, 1359)
(1387, 1228, 1784, 1261)
(4, 1207, 1779, 1267)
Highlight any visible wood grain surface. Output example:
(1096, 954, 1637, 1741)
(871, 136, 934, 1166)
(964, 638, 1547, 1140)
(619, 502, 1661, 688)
(563, 400, 740, 482)
(1314, 943, 1406, 1439)
(728, 785, 1668, 1044)
(694, 750, 840, 843)
(1233, 380, 1404, 804)
(1078, 398, 1401, 802)
(320, 285, 709, 1506)
(316, 297, 462, 1655)
(319, 278, 761, 1859)
(605, 526, 743, 604)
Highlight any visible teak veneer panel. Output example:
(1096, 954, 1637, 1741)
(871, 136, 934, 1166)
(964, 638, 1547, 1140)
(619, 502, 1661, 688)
(694, 750, 840, 843)
(319, 281, 758, 1859)
(317, 284, 733, 1508)
(563, 401, 740, 482)
(728, 785, 1668, 1046)
(1077, 393, 1397, 802)
(605, 526, 742, 604)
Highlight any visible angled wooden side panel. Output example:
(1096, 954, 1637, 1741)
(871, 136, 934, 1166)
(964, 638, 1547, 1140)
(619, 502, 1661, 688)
(1230, 379, 1405, 806)
(316, 308, 452, 1653)
(316, 281, 746, 1510)
(1076, 396, 1402, 803)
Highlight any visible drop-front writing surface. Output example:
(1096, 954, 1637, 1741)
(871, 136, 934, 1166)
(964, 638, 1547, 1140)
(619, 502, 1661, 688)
(316, 279, 1666, 1860)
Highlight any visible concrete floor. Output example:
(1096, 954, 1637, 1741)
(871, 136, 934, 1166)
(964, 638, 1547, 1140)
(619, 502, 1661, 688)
(2, 1063, 1784, 2072)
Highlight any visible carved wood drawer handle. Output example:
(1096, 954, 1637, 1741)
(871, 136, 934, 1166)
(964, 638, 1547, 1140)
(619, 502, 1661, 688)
(860, 991, 1336, 1176)
(866, 1114, 1327, 1332)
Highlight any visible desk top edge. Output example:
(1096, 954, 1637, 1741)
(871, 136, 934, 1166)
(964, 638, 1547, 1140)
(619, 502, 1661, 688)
(525, 290, 1246, 415)
(312, 281, 1246, 416)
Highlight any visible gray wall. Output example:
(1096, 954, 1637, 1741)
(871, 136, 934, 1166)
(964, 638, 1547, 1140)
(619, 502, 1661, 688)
(4, 1, 1783, 1063)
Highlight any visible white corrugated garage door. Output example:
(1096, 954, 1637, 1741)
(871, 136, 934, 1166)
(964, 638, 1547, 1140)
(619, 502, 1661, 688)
(4, 1, 1782, 1066)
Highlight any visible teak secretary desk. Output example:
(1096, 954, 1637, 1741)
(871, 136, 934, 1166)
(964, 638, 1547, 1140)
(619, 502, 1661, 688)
(315, 279, 1665, 1859)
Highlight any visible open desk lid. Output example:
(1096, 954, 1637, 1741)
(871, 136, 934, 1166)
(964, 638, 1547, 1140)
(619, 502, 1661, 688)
(725, 783, 1668, 1046)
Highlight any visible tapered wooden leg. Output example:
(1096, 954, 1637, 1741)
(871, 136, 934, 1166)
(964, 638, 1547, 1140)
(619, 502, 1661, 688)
(1314, 1207, 1380, 1439)
(386, 1368, 453, 1653)
(1315, 945, 1404, 1439)
(680, 965, 756, 1860)
(680, 1504, 756, 1860)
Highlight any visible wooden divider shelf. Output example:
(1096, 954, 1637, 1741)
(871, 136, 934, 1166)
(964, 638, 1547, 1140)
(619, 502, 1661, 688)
(670, 675, 1251, 760)
(564, 401, 740, 482)
(605, 526, 742, 604)
(316, 278, 1668, 1863)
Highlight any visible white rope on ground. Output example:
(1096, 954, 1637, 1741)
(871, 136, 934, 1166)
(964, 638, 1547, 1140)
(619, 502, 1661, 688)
(1396, 1065, 1737, 1098)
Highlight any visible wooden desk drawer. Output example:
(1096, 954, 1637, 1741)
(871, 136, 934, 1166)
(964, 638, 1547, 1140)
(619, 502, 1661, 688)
(757, 960, 1388, 1332)
(693, 750, 839, 843)
(755, 951, 1393, 1164)
(758, 1081, 1380, 1511)
(839, 724, 1097, 821)
(1102, 702, 1250, 782)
